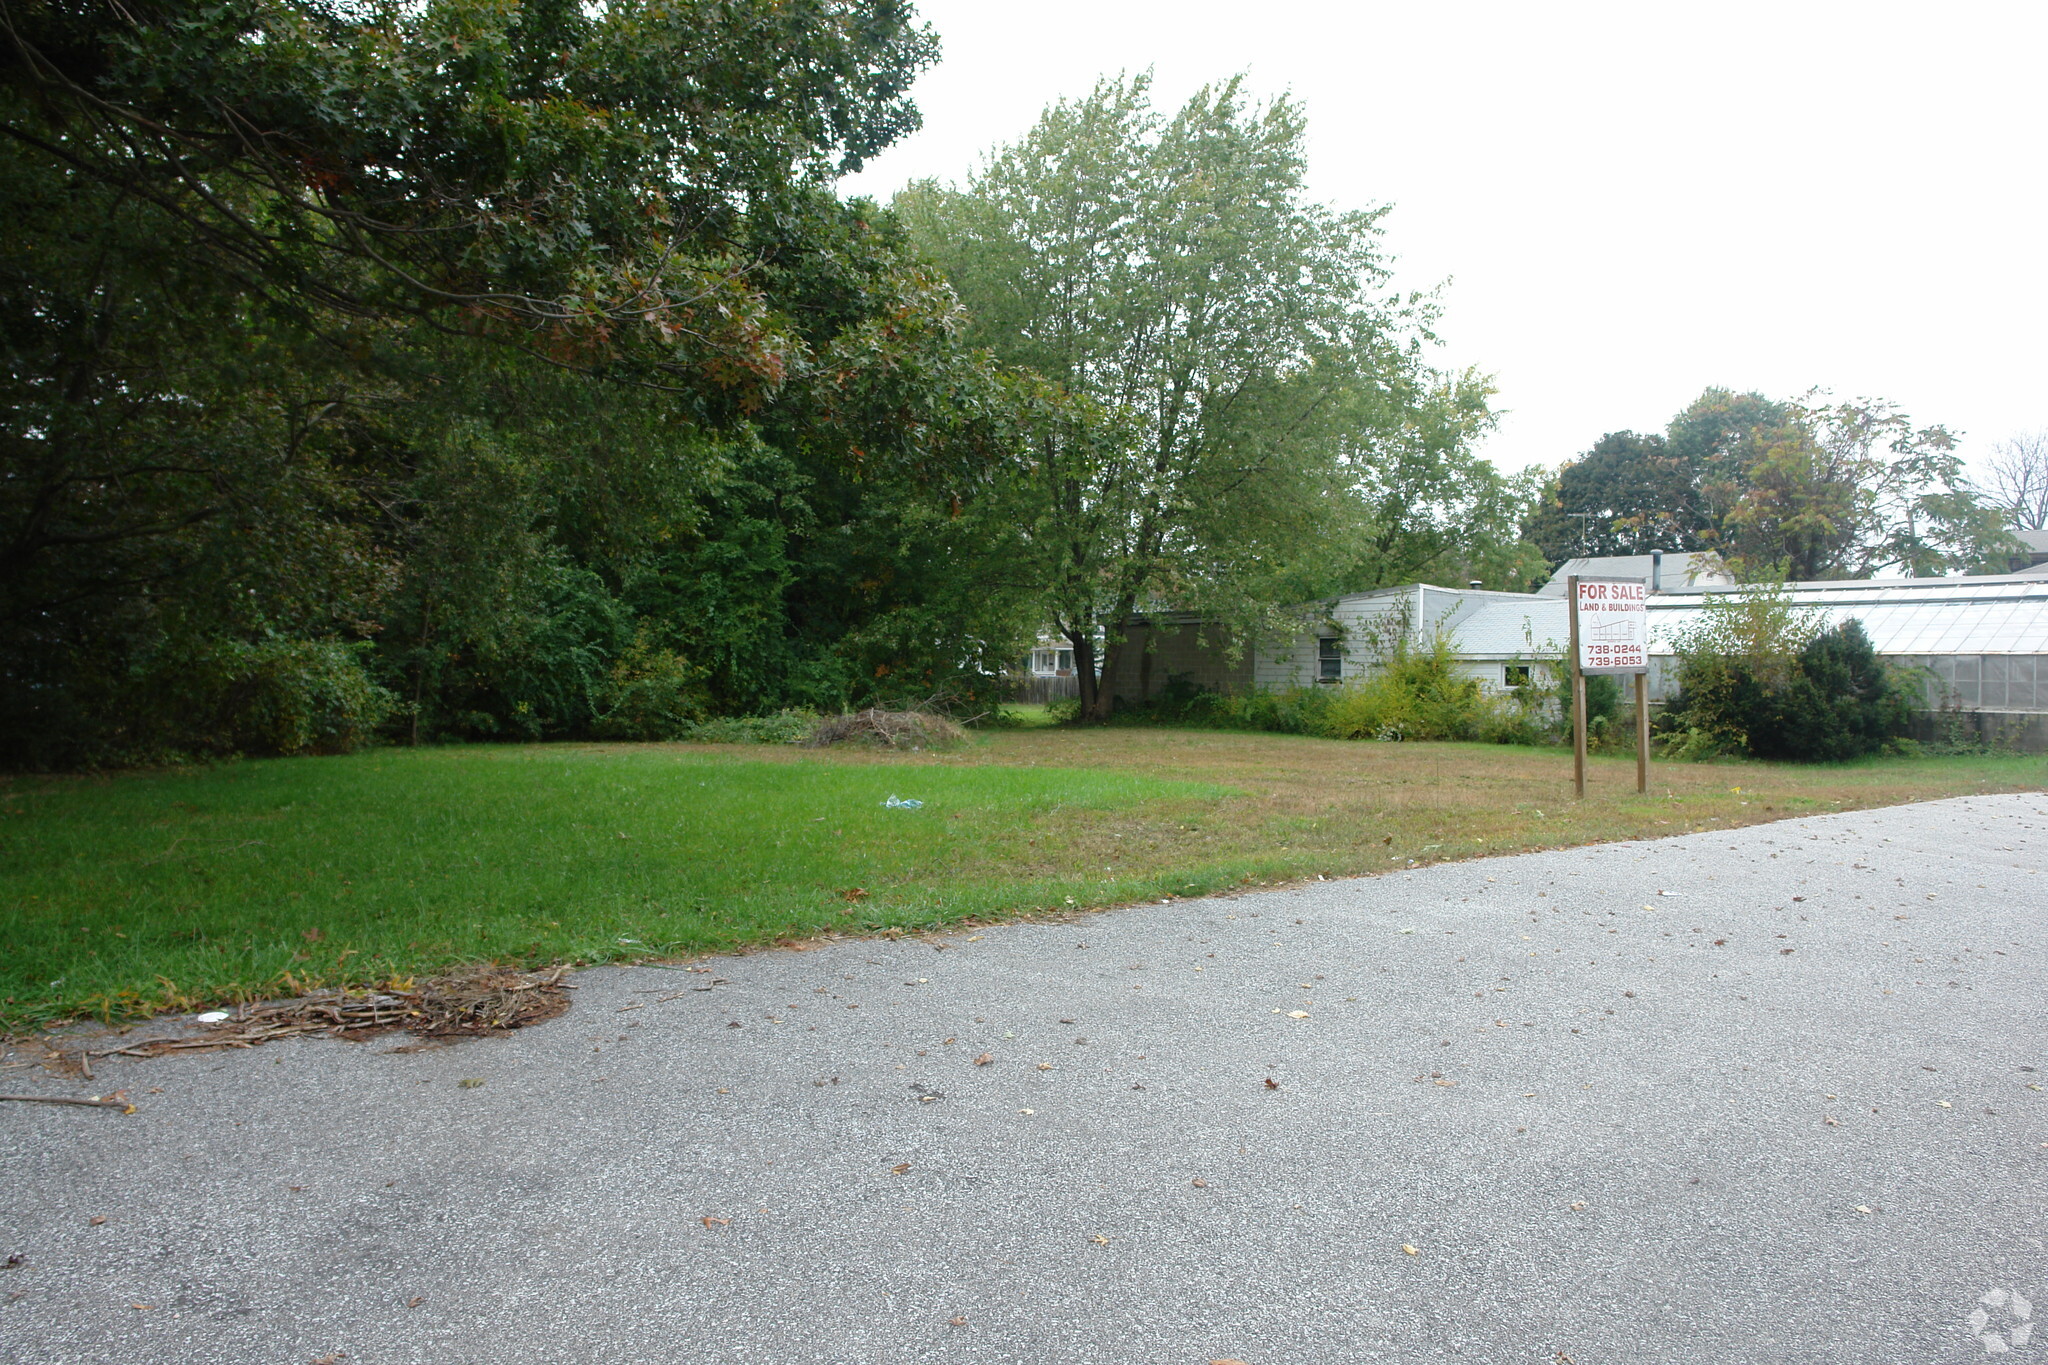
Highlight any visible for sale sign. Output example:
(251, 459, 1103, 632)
(1574, 577, 1648, 674)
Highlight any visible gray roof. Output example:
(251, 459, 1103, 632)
(1445, 598, 1570, 658)
(1440, 573, 2048, 658)
(1648, 576, 2048, 655)
(2016, 528, 2048, 556)
(1536, 552, 1732, 595)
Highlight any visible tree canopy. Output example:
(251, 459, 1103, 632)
(1, 0, 1057, 765)
(897, 74, 1526, 716)
(1529, 388, 2017, 579)
(1, 9, 1547, 761)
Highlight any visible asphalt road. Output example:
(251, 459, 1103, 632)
(5, 793, 2047, 1364)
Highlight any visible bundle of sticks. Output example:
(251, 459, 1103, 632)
(58, 964, 572, 1075)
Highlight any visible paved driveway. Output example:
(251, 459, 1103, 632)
(4, 793, 2047, 1364)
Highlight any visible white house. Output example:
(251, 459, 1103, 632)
(1102, 568, 2048, 748)
(1102, 584, 1568, 701)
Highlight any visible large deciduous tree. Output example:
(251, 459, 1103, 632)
(1525, 430, 1707, 561)
(897, 74, 1494, 718)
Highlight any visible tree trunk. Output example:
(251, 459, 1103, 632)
(1085, 635, 1120, 722)
(1068, 628, 1104, 720)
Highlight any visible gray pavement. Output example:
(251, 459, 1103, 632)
(4, 793, 2048, 1364)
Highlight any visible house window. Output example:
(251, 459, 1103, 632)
(1056, 649, 1074, 674)
(1504, 664, 1532, 687)
(1318, 636, 1342, 682)
(1031, 650, 1054, 672)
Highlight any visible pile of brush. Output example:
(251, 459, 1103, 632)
(65, 965, 572, 1072)
(805, 707, 966, 750)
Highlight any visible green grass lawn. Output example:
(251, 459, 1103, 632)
(0, 745, 1227, 1029)
(4, 731, 2041, 1030)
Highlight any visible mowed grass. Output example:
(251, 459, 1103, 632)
(3, 730, 2041, 1029)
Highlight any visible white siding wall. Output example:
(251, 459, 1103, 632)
(1251, 588, 1421, 689)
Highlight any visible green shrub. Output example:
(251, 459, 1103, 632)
(1476, 679, 1557, 746)
(1044, 695, 1083, 724)
(1102, 675, 1335, 735)
(595, 631, 709, 740)
(1320, 634, 1487, 741)
(205, 638, 394, 756)
(680, 709, 819, 744)
(1658, 608, 1909, 762)
(124, 637, 394, 760)
(1754, 621, 1912, 761)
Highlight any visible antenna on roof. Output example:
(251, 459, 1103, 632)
(1565, 512, 1596, 553)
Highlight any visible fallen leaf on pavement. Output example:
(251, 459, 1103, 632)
(891, 1163, 911, 1176)
(458, 1078, 484, 1089)
(947, 1316, 967, 1327)
(1192, 1179, 1209, 1188)
(406, 1296, 425, 1308)
(88, 1216, 106, 1227)
(1287, 1011, 1309, 1020)
(1263, 1078, 1280, 1090)
(1090, 1235, 1110, 1245)
(1401, 1244, 1419, 1256)
(973, 1053, 993, 1066)
(700, 1215, 730, 1229)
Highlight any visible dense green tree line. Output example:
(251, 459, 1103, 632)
(0, 0, 1041, 766)
(1526, 388, 2017, 579)
(2, 4, 1531, 765)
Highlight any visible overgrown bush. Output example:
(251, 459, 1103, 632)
(102, 637, 396, 763)
(594, 631, 709, 740)
(679, 710, 819, 744)
(1477, 675, 1560, 746)
(1102, 674, 1335, 735)
(1658, 585, 1910, 761)
(1320, 634, 1488, 741)
(1757, 621, 1912, 760)
(199, 638, 394, 757)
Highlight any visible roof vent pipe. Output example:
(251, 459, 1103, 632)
(1469, 580, 1483, 590)
(1651, 549, 1663, 592)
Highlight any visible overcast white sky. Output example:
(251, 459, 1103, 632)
(838, 0, 2048, 479)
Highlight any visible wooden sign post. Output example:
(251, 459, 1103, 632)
(1568, 575, 1650, 798)
(1567, 575, 1586, 798)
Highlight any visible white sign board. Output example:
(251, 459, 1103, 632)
(1574, 577, 1648, 674)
